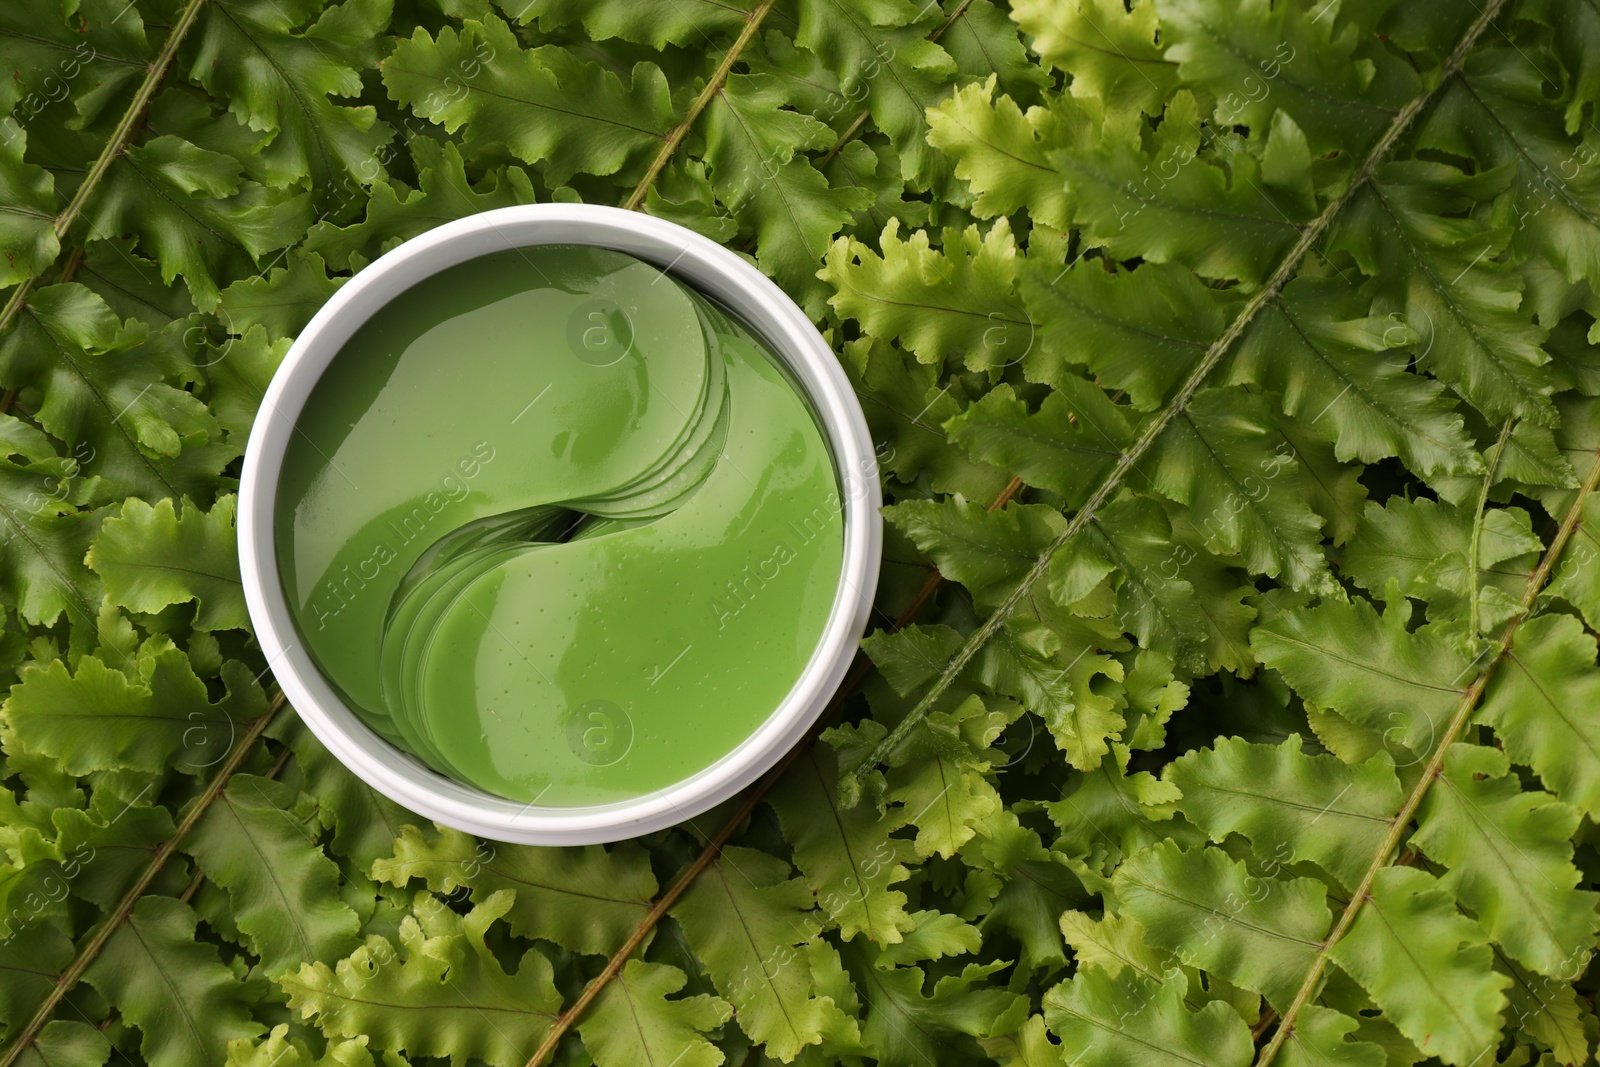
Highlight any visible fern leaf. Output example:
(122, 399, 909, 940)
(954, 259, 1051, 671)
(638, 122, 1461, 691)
(1166, 735, 1402, 893)
(925, 78, 1077, 229)
(216, 252, 344, 340)
(1412, 744, 1599, 978)
(768, 748, 917, 945)
(1019, 259, 1223, 412)
(1252, 594, 1473, 754)
(0, 121, 58, 287)
(1497, 949, 1591, 1066)
(1115, 841, 1332, 1011)
(671, 845, 851, 1061)
(1275, 1005, 1385, 1067)
(843, 946, 1027, 1067)
(935, 1, 1050, 106)
(304, 139, 535, 271)
(1331, 162, 1556, 426)
(791, 0, 956, 189)
(946, 380, 1133, 507)
(1141, 387, 1338, 594)
(0, 789, 173, 919)
(526, 0, 756, 48)
(978, 620, 1123, 769)
(1548, 495, 1600, 633)
(85, 896, 263, 1067)
(1476, 611, 1600, 818)
(1046, 742, 1188, 874)
(1158, 0, 1417, 156)
(370, 824, 656, 955)
(2, 649, 265, 776)
(820, 218, 1028, 374)
(839, 336, 1011, 499)
(227, 1024, 389, 1067)
(0, 285, 224, 503)
(1327, 866, 1510, 1066)
(1229, 277, 1480, 478)
(86, 496, 247, 632)
(703, 73, 870, 312)
(1341, 497, 1541, 618)
(1422, 48, 1600, 290)
(382, 16, 673, 184)
(0, 0, 151, 126)
(186, 774, 362, 977)
(14, 1020, 110, 1067)
(282, 890, 561, 1067)
(1008, 0, 1175, 113)
(1048, 493, 1213, 673)
(88, 137, 313, 311)
(0, 427, 100, 628)
(1042, 966, 1254, 1067)
(188, 0, 393, 191)
(276, 716, 415, 873)
(1056, 93, 1309, 285)
(886, 698, 1004, 859)
(575, 959, 731, 1067)
(886, 498, 1063, 610)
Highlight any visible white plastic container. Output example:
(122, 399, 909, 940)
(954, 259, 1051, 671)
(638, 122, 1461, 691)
(237, 204, 882, 844)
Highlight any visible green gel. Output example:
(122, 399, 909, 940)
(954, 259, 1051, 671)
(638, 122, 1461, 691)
(274, 246, 844, 805)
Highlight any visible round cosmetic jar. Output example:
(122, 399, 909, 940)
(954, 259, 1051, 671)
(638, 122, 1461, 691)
(237, 203, 881, 844)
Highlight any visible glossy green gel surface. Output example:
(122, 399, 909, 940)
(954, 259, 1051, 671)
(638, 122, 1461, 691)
(274, 246, 844, 806)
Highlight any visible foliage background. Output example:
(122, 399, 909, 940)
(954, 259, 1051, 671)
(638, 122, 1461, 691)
(0, 0, 1597, 1065)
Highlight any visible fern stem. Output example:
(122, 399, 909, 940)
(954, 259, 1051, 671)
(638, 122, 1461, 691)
(0, 690, 284, 1067)
(622, 0, 777, 212)
(0, 0, 208, 340)
(1255, 440, 1600, 1065)
(847, 0, 1517, 788)
(521, 477, 1021, 1066)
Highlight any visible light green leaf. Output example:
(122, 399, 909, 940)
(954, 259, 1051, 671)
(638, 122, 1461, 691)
(282, 891, 562, 1067)
(671, 845, 852, 1061)
(926, 77, 1077, 228)
(1252, 594, 1473, 755)
(1328, 866, 1509, 1066)
(576, 959, 731, 1067)
(1167, 735, 1402, 893)
(87, 496, 247, 632)
(2, 650, 265, 775)
(821, 218, 1029, 374)
(1114, 841, 1332, 1011)
(1043, 966, 1253, 1067)
(1413, 743, 1599, 978)
(370, 823, 656, 955)
(1476, 610, 1600, 818)
(769, 747, 918, 945)
(1009, 0, 1176, 113)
